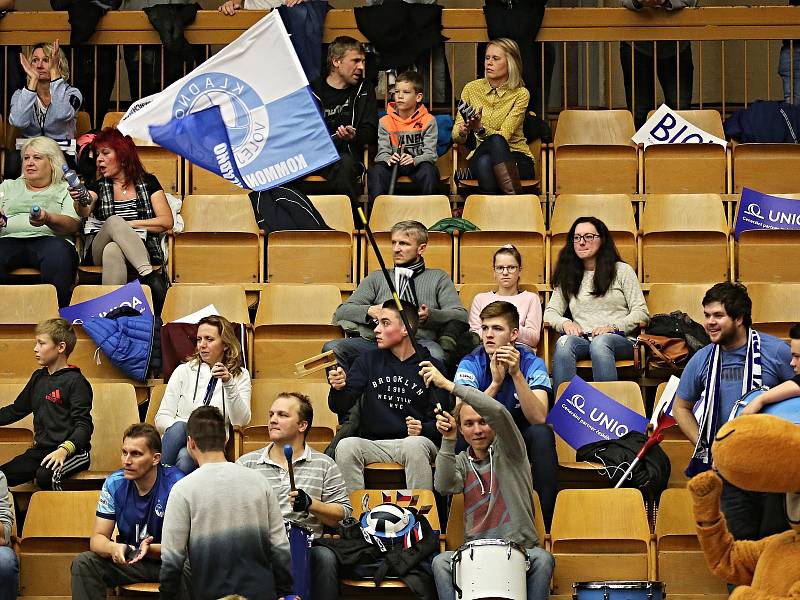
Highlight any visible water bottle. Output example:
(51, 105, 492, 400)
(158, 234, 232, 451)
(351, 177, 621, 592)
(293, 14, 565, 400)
(62, 164, 91, 206)
(30, 205, 41, 221)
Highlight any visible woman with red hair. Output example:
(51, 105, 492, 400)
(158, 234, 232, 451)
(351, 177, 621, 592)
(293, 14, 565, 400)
(70, 127, 173, 312)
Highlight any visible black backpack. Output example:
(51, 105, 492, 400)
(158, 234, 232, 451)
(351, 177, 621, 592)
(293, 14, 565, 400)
(646, 311, 710, 357)
(576, 431, 671, 498)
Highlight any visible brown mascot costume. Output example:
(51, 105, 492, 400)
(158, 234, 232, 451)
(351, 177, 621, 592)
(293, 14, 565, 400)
(688, 414, 800, 600)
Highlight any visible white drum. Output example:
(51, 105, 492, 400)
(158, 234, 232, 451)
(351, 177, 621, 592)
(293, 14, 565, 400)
(452, 539, 529, 600)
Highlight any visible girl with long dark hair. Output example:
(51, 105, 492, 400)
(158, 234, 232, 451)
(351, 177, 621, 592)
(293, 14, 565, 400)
(544, 216, 649, 391)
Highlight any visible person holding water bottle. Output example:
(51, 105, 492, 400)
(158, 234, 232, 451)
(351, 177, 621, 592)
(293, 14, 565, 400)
(155, 315, 251, 474)
(0, 136, 81, 307)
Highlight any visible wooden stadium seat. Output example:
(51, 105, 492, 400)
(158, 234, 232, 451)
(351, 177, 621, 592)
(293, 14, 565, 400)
(76, 110, 92, 137)
(365, 195, 453, 278)
(253, 284, 343, 380)
(137, 145, 182, 195)
(67, 285, 154, 383)
(550, 488, 651, 595)
(748, 282, 800, 340)
(640, 194, 729, 284)
(445, 490, 547, 552)
(732, 142, 800, 193)
(553, 381, 646, 476)
(0, 285, 60, 379)
(0, 382, 34, 465)
(459, 194, 547, 285)
(655, 488, 729, 596)
(161, 283, 251, 325)
(736, 194, 800, 283)
(549, 194, 638, 281)
(172, 195, 262, 284)
(18, 489, 100, 597)
(101, 111, 124, 129)
(646, 283, 711, 325)
(654, 382, 693, 488)
(267, 195, 356, 287)
(453, 137, 543, 194)
(643, 110, 727, 194)
(68, 383, 139, 488)
(342, 488, 442, 591)
(188, 162, 248, 195)
(145, 383, 167, 426)
(553, 110, 638, 194)
(239, 379, 337, 456)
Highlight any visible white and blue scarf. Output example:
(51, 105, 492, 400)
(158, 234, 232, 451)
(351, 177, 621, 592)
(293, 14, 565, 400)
(686, 328, 762, 477)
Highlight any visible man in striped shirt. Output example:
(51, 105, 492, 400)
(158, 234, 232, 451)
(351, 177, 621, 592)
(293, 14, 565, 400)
(237, 392, 352, 600)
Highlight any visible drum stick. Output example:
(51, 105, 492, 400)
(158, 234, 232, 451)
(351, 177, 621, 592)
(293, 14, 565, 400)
(387, 144, 403, 195)
(284, 444, 296, 491)
(357, 207, 422, 357)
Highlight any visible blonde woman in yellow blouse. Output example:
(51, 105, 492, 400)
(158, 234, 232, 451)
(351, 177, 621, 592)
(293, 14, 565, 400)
(452, 38, 533, 195)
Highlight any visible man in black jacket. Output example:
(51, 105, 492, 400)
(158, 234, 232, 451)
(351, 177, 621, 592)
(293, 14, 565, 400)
(310, 36, 378, 208)
(327, 299, 448, 493)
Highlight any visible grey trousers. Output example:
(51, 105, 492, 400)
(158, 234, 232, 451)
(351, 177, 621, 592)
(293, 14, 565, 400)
(71, 551, 161, 600)
(335, 436, 437, 493)
(90, 214, 153, 284)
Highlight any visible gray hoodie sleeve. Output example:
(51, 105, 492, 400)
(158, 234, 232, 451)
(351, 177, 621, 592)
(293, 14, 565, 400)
(543, 285, 570, 333)
(414, 117, 438, 166)
(333, 272, 382, 328)
(375, 119, 393, 164)
(0, 473, 12, 545)
(424, 271, 468, 328)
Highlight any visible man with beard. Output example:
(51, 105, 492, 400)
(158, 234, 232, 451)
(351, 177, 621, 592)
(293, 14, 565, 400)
(674, 282, 793, 542)
(323, 219, 467, 370)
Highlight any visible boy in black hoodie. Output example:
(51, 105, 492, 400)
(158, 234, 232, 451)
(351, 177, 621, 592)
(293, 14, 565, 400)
(328, 299, 448, 493)
(0, 318, 93, 490)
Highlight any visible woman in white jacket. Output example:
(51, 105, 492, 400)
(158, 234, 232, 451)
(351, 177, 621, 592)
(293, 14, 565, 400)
(156, 315, 251, 473)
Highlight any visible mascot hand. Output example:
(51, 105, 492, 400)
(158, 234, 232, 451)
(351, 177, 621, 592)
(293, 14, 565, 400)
(688, 470, 724, 524)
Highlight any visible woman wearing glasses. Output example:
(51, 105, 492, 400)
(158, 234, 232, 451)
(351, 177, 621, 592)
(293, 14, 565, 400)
(468, 244, 542, 349)
(544, 217, 648, 391)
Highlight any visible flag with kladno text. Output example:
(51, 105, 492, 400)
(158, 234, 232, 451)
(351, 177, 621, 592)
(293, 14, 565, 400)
(117, 11, 338, 190)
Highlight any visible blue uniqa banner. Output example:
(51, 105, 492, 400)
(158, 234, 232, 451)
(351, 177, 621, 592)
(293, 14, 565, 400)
(546, 376, 649, 450)
(59, 280, 153, 325)
(734, 187, 800, 239)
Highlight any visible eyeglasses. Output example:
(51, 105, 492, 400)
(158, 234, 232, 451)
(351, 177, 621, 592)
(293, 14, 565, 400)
(573, 233, 600, 244)
(494, 265, 519, 273)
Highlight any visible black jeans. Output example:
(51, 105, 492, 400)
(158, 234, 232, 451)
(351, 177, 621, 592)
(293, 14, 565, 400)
(0, 446, 90, 490)
(620, 41, 694, 129)
(0, 236, 78, 307)
(720, 479, 790, 541)
(469, 134, 535, 193)
(368, 161, 439, 200)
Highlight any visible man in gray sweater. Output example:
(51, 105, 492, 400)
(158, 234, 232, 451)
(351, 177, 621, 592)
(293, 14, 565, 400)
(323, 219, 467, 369)
(419, 360, 555, 600)
(160, 406, 292, 600)
(0, 472, 17, 600)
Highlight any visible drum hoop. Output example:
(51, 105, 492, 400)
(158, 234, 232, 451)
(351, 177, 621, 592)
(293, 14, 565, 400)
(454, 538, 528, 557)
(573, 581, 663, 590)
(285, 519, 315, 535)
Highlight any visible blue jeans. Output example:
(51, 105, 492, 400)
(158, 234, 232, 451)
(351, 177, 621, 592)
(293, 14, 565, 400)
(552, 333, 634, 392)
(322, 336, 445, 372)
(0, 546, 19, 600)
(277, 0, 327, 82)
(432, 546, 554, 600)
(780, 45, 800, 105)
(161, 421, 197, 474)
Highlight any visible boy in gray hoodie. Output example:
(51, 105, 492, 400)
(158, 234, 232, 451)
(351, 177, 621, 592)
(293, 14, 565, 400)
(419, 360, 554, 600)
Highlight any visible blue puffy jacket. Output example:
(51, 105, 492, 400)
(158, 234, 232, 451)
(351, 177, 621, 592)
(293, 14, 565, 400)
(83, 307, 154, 382)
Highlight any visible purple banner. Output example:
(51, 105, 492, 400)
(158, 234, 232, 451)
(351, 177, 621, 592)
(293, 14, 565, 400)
(546, 376, 649, 450)
(734, 187, 800, 240)
(59, 281, 153, 325)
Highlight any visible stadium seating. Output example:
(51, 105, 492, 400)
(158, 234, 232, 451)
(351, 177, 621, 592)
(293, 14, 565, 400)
(145, 383, 166, 426)
(0, 285, 60, 380)
(553, 110, 638, 194)
(654, 382, 693, 488)
(459, 194, 547, 285)
(549, 194, 638, 280)
(749, 282, 800, 340)
(365, 195, 453, 278)
(453, 137, 543, 194)
(17, 490, 99, 597)
(187, 162, 247, 195)
(655, 488, 729, 597)
(253, 283, 342, 380)
(736, 194, 800, 283)
(267, 195, 356, 287)
(239, 379, 337, 456)
(645, 283, 711, 325)
(731, 142, 800, 194)
(0, 382, 34, 466)
(640, 194, 730, 284)
(550, 488, 651, 594)
(172, 194, 262, 284)
(643, 110, 727, 194)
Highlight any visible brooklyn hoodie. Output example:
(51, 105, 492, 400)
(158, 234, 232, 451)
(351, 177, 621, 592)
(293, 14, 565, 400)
(0, 366, 93, 451)
(375, 102, 438, 166)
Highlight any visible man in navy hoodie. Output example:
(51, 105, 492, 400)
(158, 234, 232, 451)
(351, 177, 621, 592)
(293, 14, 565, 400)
(328, 299, 449, 493)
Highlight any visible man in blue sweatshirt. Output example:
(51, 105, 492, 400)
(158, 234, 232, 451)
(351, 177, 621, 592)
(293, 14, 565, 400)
(327, 299, 450, 493)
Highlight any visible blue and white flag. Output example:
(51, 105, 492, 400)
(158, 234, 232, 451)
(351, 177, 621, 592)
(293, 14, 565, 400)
(734, 187, 800, 239)
(117, 11, 338, 190)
